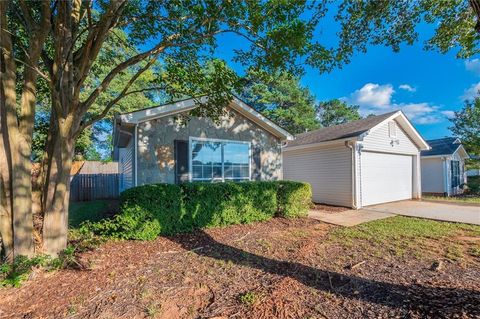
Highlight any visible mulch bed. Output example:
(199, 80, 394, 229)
(311, 203, 350, 214)
(0, 218, 479, 319)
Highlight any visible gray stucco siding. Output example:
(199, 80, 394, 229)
(136, 109, 282, 185)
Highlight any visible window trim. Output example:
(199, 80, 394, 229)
(188, 137, 252, 182)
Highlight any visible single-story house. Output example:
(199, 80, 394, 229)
(112, 97, 293, 192)
(283, 111, 430, 209)
(421, 137, 469, 196)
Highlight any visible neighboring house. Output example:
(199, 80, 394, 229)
(112, 97, 293, 192)
(283, 111, 430, 209)
(467, 169, 480, 177)
(421, 137, 470, 196)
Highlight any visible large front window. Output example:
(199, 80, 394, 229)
(190, 138, 251, 182)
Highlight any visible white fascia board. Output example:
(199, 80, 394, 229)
(231, 97, 294, 140)
(362, 111, 430, 150)
(118, 96, 293, 141)
(119, 97, 207, 124)
(452, 145, 470, 159)
(421, 155, 453, 159)
(283, 137, 357, 152)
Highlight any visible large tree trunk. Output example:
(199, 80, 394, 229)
(0, 71, 13, 261)
(42, 119, 75, 255)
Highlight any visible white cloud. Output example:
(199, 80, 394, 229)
(400, 103, 440, 124)
(345, 83, 451, 125)
(399, 84, 416, 92)
(462, 82, 480, 100)
(441, 110, 456, 119)
(349, 83, 394, 108)
(465, 59, 480, 75)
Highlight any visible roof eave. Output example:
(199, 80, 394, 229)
(283, 137, 358, 152)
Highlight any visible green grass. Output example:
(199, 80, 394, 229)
(423, 195, 480, 204)
(69, 200, 113, 228)
(330, 216, 480, 258)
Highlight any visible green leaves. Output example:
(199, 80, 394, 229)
(240, 69, 319, 134)
(449, 97, 480, 156)
(84, 181, 311, 240)
(316, 99, 362, 127)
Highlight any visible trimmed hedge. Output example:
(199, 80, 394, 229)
(276, 181, 312, 218)
(84, 181, 311, 240)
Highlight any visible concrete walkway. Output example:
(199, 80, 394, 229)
(367, 200, 480, 225)
(308, 209, 395, 227)
(309, 200, 480, 227)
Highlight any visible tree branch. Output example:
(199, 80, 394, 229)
(78, 55, 159, 133)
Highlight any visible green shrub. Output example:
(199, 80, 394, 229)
(181, 181, 278, 229)
(276, 181, 312, 218)
(84, 184, 184, 239)
(85, 180, 311, 240)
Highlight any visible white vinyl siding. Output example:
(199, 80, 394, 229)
(360, 152, 413, 206)
(363, 119, 418, 155)
(119, 138, 134, 192)
(421, 158, 445, 194)
(283, 144, 352, 207)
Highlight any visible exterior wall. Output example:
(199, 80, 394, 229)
(421, 157, 445, 194)
(118, 137, 134, 192)
(421, 153, 467, 196)
(362, 119, 419, 155)
(136, 109, 282, 185)
(283, 144, 352, 207)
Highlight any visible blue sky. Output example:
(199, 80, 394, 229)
(213, 21, 480, 141)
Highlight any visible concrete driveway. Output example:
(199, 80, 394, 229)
(366, 200, 480, 225)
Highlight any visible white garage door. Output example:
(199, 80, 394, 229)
(361, 152, 413, 206)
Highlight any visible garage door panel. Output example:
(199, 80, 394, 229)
(361, 152, 412, 206)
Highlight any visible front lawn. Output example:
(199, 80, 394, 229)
(423, 195, 480, 204)
(1, 216, 479, 318)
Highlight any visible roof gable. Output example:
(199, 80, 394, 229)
(421, 137, 469, 158)
(285, 111, 397, 148)
(285, 111, 429, 151)
(116, 96, 293, 140)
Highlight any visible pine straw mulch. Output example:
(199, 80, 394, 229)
(0, 217, 479, 319)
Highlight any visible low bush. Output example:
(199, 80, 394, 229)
(276, 181, 312, 218)
(85, 180, 311, 240)
(181, 181, 278, 229)
(84, 184, 184, 239)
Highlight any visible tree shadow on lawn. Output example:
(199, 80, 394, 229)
(168, 230, 480, 317)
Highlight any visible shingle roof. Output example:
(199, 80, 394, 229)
(285, 111, 398, 148)
(421, 137, 461, 156)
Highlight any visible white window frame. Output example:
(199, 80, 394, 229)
(188, 137, 252, 182)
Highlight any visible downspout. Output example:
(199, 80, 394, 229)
(345, 141, 357, 209)
(134, 123, 138, 187)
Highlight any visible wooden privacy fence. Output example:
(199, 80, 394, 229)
(70, 174, 120, 201)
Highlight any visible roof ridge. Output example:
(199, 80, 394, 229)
(295, 110, 398, 138)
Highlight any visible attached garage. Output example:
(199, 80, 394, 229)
(283, 111, 430, 209)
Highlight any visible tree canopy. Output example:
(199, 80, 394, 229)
(316, 99, 362, 127)
(450, 96, 480, 156)
(240, 70, 319, 134)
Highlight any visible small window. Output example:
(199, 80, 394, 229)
(388, 121, 397, 138)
